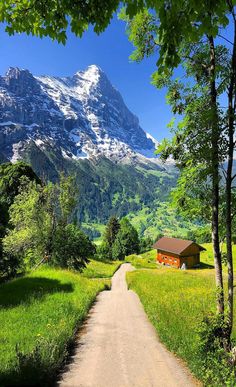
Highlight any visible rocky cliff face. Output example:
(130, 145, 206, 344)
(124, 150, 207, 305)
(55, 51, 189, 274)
(0, 65, 161, 163)
(0, 65, 176, 225)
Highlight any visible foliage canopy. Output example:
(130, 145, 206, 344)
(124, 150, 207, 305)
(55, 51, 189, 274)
(0, 0, 120, 43)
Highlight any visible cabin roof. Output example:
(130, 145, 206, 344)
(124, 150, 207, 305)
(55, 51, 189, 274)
(153, 236, 206, 255)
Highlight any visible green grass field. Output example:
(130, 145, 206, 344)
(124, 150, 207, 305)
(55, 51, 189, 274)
(0, 258, 117, 386)
(126, 243, 236, 270)
(127, 245, 236, 385)
(81, 259, 121, 278)
(201, 242, 236, 268)
(125, 250, 157, 269)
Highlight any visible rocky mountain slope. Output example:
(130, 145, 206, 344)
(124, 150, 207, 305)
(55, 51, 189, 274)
(0, 65, 162, 162)
(0, 65, 176, 230)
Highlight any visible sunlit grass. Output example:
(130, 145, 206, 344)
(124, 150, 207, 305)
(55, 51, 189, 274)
(125, 249, 157, 269)
(0, 266, 109, 385)
(81, 259, 121, 278)
(201, 243, 236, 269)
(127, 244, 236, 385)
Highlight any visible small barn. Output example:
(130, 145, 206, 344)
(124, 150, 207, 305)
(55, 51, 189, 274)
(153, 237, 206, 269)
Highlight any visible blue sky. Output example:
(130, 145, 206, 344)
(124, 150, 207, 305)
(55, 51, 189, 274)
(0, 17, 172, 141)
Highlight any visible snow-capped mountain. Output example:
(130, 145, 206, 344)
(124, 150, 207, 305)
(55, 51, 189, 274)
(0, 65, 160, 163)
(0, 65, 176, 225)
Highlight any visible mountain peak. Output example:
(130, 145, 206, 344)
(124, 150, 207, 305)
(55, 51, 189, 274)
(0, 65, 158, 163)
(74, 64, 103, 85)
(86, 64, 102, 72)
(5, 67, 32, 79)
(74, 64, 102, 77)
(3, 67, 40, 96)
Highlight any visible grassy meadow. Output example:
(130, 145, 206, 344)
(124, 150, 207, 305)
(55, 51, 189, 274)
(127, 245, 236, 385)
(2, 242, 236, 386)
(125, 250, 157, 269)
(82, 259, 121, 278)
(201, 242, 236, 268)
(0, 259, 119, 386)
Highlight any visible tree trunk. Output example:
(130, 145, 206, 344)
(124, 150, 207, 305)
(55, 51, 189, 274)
(225, 12, 236, 341)
(208, 35, 224, 314)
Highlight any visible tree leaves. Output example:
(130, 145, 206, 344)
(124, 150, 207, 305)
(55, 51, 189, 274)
(0, 0, 119, 42)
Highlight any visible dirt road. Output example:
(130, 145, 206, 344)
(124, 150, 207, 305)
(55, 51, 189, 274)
(58, 263, 197, 387)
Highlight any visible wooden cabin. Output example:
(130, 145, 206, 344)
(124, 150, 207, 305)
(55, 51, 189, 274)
(153, 237, 205, 269)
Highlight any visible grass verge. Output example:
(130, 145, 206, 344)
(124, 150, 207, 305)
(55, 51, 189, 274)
(201, 242, 236, 268)
(127, 247, 236, 386)
(125, 249, 157, 269)
(0, 266, 109, 386)
(81, 259, 121, 278)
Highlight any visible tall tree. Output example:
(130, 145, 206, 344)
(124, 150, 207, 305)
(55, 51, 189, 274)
(225, 1, 236, 338)
(58, 173, 77, 226)
(3, 174, 78, 271)
(3, 179, 54, 266)
(0, 162, 40, 277)
(52, 224, 95, 270)
(208, 33, 224, 315)
(120, 1, 236, 341)
(104, 216, 121, 247)
(0, 161, 40, 225)
(112, 217, 140, 260)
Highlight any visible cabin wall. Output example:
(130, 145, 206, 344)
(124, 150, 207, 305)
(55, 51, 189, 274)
(157, 250, 200, 268)
(182, 244, 201, 255)
(180, 254, 200, 268)
(157, 250, 180, 268)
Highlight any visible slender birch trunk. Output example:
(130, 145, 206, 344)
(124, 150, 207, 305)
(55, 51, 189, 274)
(209, 35, 224, 314)
(225, 8, 236, 341)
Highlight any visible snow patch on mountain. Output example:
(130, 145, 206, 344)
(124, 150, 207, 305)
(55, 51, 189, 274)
(0, 65, 164, 166)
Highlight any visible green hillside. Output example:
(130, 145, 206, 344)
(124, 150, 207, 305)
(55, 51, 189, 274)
(22, 142, 186, 233)
(82, 201, 209, 243)
(15, 142, 208, 241)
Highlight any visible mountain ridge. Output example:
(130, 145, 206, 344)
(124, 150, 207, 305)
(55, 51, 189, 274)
(0, 65, 177, 232)
(0, 65, 167, 165)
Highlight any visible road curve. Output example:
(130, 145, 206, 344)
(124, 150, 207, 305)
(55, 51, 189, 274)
(58, 263, 197, 387)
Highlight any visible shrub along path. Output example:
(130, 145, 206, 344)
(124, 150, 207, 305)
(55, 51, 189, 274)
(58, 263, 196, 387)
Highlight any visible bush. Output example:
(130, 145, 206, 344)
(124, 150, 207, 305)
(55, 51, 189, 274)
(15, 338, 60, 386)
(154, 232, 164, 242)
(52, 224, 95, 270)
(96, 241, 112, 261)
(197, 314, 236, 386)
(140, 236, 153, 253)
(186, 227, 211, 244)
(0, 250, 23, 280)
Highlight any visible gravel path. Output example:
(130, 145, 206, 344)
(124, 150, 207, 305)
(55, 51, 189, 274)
(58, 263, 197, 387)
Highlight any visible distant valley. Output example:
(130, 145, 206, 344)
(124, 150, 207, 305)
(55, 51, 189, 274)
(0, 65, 201, 239)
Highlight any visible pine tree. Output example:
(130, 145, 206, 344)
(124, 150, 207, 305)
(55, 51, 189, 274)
(104, 216, 121, 247)
(112, 218, 140, 260)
